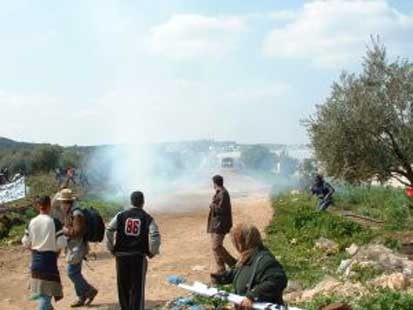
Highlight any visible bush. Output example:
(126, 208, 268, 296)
(335, 185, 413, 230)
(299, 289, 413, 310)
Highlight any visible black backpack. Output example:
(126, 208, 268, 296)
(73, 207, 105, 242)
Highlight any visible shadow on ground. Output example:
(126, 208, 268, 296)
(86, 300, 166, 309)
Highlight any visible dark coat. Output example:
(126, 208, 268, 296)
(207, 187, 233, 234)
(213, 248, 288, 305)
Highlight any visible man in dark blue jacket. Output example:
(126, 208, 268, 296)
(311, 174, 335, 211)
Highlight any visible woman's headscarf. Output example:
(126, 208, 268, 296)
(231, 224, 263, 266)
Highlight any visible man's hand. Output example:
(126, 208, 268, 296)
(241, 297, 253, 310)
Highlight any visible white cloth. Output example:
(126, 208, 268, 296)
(22, 214, 67, 251)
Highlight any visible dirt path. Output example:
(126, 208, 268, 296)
(0, 173, 273, 310)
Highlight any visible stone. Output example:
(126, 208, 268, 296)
(346, 244, 359, 257)
(370, 273, 408, 291)
(297, 277, 367, 302)
(284, 291, 303, 302)
(192, 265, 207, 272)
(337, 259, 353, 274)
(300, 276, 342, 300)
(285, 280, 303, 293)
(315, 237, 339, 255)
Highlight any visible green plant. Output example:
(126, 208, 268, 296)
(266, 193, 377, 288)
(350, 263, 382, 283)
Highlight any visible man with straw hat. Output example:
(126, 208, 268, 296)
(58, 189, 98, 307)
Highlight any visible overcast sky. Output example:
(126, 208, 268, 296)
(1, 0, 413, 146)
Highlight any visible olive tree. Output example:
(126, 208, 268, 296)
(305, 39, 413, 186)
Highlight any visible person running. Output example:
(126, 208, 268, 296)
(22, 195, 67, 310)
(106, 191, 161, 310)
(207, 175, 237, 279)
(66, 167, 76, 186)
(311, 174, 335, 211)
(58, 189, 98, 307)
(211, 224, 288, 308)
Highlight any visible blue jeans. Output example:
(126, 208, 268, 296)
(317, 199, 332, 211)
(37, 294, 52, 310)
(67, 262, 92, 298)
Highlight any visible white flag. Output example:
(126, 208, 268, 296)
(0, 177, 26, 204)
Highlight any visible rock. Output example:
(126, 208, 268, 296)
(301, 276, 342, 300)
(337, 259, 353, 274)
(284, 291, 303, 302)
(370, 273, 408, 290)
(346, 244, 359, 257)
(285, 280, 303, 293)
(297, 277, 367, 302)
(192, 265, 207, 272)
(321, 302, 352, 310)
(315, 237, 339, 255)
(290, 190, 300, 195)
(348, 244, 413, 276)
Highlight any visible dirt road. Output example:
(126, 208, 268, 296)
(0, 172, 273, 310)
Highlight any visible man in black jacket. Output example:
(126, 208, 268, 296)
(207, 175, 237, 278)
(311, 174, 335, 211)
(106, 191, 161, 310)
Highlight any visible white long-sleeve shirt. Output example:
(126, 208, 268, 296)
(22, 214, 67, 252)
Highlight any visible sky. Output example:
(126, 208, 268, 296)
(0, 0, 412, 146)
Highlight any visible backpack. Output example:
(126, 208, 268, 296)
(72, 207, 105, 242)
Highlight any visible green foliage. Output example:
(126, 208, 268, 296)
(59, 149, 82, 169)
(350, 263, 382, 283)
(266, 193, 376, 288)
(79, 200, 122, 220)
(305, 38, 413, 186)
(335, 185, 413, 230)
(356, 289, 413, 310)
(31, 146, 62, 173)
(191, 284, 233, 308)
(241, 145, 275, 170)
(299, 289, 413, 310)
(0, 142, 88, 176)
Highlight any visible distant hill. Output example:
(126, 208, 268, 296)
(0, 137, 38, 150)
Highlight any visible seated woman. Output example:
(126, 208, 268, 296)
(211, 224, 288, 308)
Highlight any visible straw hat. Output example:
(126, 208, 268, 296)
(57, 188, 76, 201)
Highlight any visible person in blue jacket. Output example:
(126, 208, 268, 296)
(311, 174, 335, 211)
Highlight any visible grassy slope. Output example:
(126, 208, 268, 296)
(267, 187, 413, 309)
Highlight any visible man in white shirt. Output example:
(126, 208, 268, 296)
(22, 195, 67, 310)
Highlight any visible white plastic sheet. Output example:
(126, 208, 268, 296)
(178, 282, 303, 310)
(0, 177, 26, 204)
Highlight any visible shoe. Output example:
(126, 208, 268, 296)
(210, 272, 225, 285)
(85, 287, 98, 306)
(70, 298, 85, 308)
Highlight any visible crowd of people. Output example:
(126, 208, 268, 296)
(22, 174, 295, 310)
(0, 167, 10, 185)
(54, 167, 90, 188)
